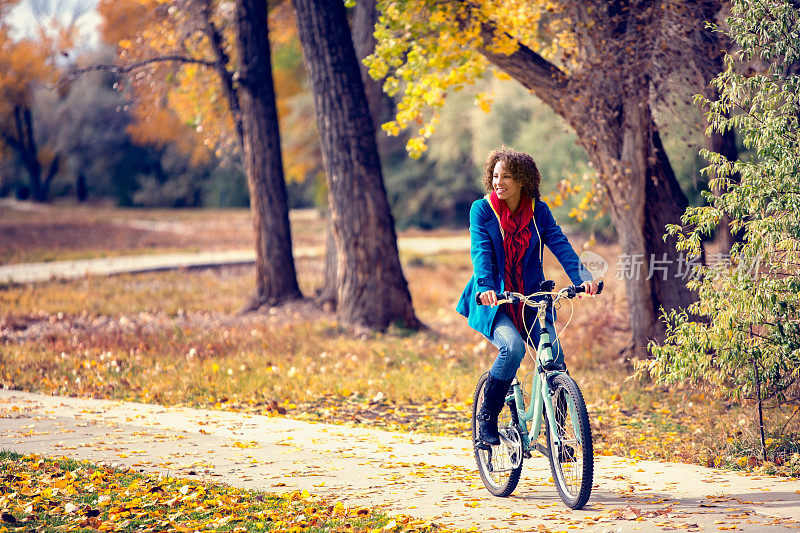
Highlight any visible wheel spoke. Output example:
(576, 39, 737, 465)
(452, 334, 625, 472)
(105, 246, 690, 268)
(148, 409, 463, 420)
(547, 374, 593, 509)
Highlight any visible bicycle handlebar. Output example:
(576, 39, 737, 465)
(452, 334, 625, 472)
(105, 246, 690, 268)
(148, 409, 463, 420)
(475, 281, 604, 306)
(564, 280, 604, 298)
(475, 290, 516, 305)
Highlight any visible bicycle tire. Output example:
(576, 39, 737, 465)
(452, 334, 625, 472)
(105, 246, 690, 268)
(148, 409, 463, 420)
(472, 372, 523, 497)
(545, 373, 593, 509)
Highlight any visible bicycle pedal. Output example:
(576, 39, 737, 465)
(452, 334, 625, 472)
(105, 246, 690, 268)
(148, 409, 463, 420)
(534, 442, 550, 459)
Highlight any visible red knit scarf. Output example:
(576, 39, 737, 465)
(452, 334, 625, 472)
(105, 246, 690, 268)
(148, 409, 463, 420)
(489, 191, 533, 331)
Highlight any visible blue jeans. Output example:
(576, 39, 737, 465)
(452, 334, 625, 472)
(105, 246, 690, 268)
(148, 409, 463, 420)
(485, 311, 563, 380)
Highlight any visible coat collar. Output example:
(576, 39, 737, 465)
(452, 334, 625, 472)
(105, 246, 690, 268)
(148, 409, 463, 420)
(483, 194, 542, 265)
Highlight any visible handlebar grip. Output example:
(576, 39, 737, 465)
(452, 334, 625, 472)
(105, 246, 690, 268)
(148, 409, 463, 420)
(476, 291, 515, 305)
(568, 280, 604, 297)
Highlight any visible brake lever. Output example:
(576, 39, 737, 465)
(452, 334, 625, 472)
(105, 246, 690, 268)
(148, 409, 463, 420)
(497, 291, 520, 304)
(476, 291, 519, 306)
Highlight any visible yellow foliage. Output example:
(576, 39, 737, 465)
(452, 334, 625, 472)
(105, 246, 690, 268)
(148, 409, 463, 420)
(382, 121, 401, 137)
(406, 136, 429, 158)
(0, 7, 62, 163)
(1, 453, 452, 532)
(369, 0, 580, 156)
(98, 0, 315, 176)
(476, 92, 493, 113)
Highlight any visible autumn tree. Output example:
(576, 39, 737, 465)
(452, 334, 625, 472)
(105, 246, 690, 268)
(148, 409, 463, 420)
(368, 0, 730, 354)
(292, 0, 419, 331)
(0, 0, 62, 201)
(1, 1, 170, 204)
(94, 0, 301, 308)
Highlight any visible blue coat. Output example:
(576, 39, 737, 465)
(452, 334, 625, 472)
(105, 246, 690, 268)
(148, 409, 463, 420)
(456, 196, 591, 338)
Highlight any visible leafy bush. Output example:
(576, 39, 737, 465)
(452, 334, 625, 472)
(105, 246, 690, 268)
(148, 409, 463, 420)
(644, 0, 800, 459)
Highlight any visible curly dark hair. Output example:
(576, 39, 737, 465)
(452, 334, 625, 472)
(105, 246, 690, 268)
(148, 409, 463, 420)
(481, 147, 541, 203)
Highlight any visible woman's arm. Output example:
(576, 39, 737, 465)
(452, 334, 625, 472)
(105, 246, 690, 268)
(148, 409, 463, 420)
(539, 202, 593, 287)
(470, 201, 497, 296)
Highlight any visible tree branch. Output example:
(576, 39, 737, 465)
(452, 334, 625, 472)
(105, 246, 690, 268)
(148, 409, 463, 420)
(198, 0, 244, 148)
(0, 130, 19, 151)
(13, 106, 37, 172)
(22, 108, 37, 164)
(476, 21, 569, 108)
(57, 56, 217, 89)
(780, 399, 800, 433)
(44, 153, 60, 189)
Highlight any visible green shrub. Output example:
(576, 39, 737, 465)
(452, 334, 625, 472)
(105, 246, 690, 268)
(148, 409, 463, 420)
(644, 0, 800, 460)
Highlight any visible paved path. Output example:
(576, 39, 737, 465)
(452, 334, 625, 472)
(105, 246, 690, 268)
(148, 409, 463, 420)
(0, 236, 469, 285)
(1, 390, 798, 532)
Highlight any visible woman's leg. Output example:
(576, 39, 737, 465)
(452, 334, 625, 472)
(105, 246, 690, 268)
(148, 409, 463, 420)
(486, 312, 528, 380)
(478, 311, 527, 445)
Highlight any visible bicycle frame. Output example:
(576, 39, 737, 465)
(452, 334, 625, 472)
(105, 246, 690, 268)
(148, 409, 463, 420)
(474, 280, 601, 507)
(499, 291, 580, 454)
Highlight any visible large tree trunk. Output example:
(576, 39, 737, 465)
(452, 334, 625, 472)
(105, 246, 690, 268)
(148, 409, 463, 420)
(590, 94, 655, 356)
(478, 38, 697, 354)
(292, 0, 419, 331)
(592, 103, 699, 355)
(318, 210, 338, 306)
(645, 127, 696, 321)
(234, 0, 301, 308)
(320, 0, 397, 308)
(352, 0, 394, 129)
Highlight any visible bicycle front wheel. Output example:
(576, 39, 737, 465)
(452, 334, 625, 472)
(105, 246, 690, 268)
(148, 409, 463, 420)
(472, 372, 523, 497)
(546, 373, 593, 509)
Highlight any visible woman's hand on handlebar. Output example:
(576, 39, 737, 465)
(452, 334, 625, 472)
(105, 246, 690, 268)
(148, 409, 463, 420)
(478, 290, 499, 306)
(580, 280, 601, 297)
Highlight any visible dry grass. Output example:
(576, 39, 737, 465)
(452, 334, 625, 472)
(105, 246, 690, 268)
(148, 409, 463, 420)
(0, 202, 323, 265)
(1, 206, 798, 476)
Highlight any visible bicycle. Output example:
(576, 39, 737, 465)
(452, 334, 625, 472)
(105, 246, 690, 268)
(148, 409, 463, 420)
(472, 279, 603, 509)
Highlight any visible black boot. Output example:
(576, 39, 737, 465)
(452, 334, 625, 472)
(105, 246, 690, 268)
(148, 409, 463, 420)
(478, 375, 513, 446)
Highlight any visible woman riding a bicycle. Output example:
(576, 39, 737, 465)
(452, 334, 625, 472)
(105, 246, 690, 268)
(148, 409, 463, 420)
(456, 147, 600, 448)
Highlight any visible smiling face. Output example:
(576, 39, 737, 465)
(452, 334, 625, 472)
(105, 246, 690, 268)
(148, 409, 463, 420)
(492, 160, 522, 208)
(481, 148, 541, 204)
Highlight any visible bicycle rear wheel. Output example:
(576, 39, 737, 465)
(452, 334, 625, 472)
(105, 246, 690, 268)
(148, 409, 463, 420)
(546, 373, 593, 509)
(472, 372, 523, 497)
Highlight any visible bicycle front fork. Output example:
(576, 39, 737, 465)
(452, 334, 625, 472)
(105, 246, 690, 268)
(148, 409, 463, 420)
(507, 372, 564, 456)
